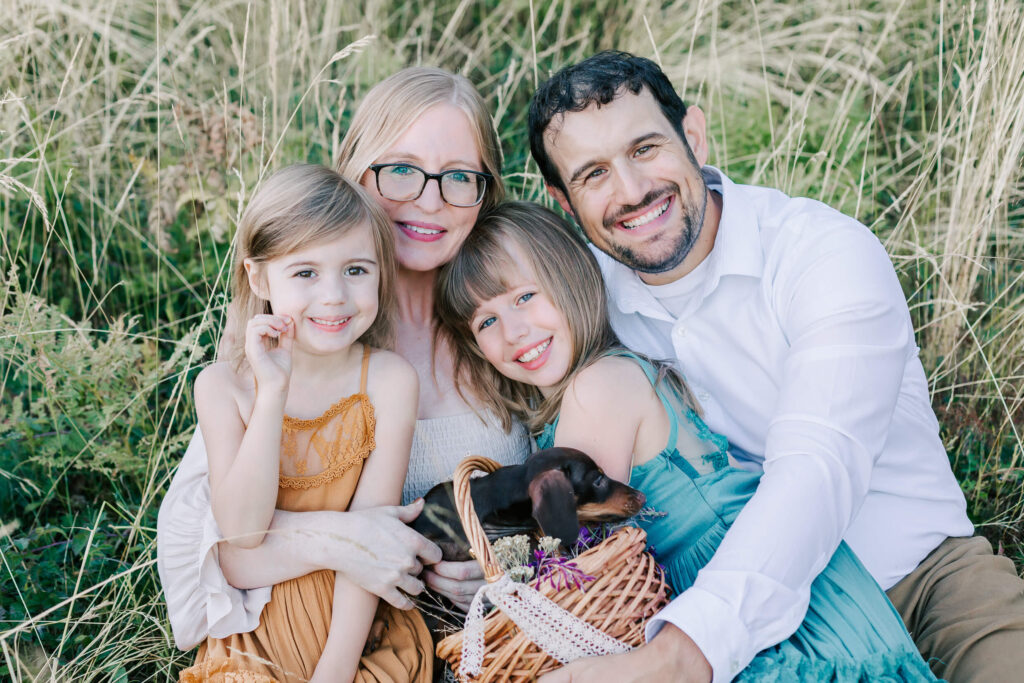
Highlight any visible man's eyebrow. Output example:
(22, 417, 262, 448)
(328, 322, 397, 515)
(569, 157, 602, 185)
(567, 132, 668, 184)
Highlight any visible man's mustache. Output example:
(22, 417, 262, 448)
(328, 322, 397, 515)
(603, 184, 680, 229)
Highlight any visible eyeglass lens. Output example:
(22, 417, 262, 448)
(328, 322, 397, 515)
(376, 165, 484, 206)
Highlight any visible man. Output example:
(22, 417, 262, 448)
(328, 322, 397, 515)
(528, 51, 1024, 682)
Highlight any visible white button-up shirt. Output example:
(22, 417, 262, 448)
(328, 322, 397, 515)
(593, 167, 973, 681)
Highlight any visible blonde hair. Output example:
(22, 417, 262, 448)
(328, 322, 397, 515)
(229, 164, 397, 366)
(436, 201, 699, 434)
(336, 66, 505, 212)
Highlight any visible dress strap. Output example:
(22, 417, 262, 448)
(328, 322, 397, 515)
(607, 349, 681, 460)
(359, 344, 371, 394)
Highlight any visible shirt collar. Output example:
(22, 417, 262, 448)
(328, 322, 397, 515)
(706, 166, 764, 280)
(602, 165, 765, 319)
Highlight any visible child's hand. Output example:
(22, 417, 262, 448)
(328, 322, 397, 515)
(245, 314, 294, 394)
(423, 559, 485, 612)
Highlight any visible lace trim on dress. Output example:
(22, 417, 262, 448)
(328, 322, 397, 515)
(278, 394, 376, 490)
(277, 348, 376, 490)
(684, 407, 730, 471)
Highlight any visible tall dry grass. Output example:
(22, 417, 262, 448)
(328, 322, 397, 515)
(1, 0, 1022, 679)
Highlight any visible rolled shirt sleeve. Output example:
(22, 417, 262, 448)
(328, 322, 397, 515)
(157, 427, 271, 650)
(645, 214, 916, 680)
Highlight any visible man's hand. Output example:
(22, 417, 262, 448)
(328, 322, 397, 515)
(537, 624, 712, 683)
(423, 560, 485, 611)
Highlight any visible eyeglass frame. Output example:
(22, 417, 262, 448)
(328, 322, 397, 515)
(367, 163, 493, 208)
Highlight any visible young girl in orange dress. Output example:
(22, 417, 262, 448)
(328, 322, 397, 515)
(179, 164, 432, 683)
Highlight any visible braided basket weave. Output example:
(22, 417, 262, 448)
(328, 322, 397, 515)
(435, 455, 670, 682)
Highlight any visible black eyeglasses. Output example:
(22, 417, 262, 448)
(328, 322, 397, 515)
(368, 163, 492, 208)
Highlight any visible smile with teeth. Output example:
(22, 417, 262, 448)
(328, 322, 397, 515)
(401, 223, 443, 235)
(310, 316, 350, 327)
(621, 197, 670, 229)
(516, 338, 551, 363)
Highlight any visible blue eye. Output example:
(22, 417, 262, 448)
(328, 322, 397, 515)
(447, 171, 472, 184)
(387, 165, 415, 177)
(516, 292, 535, 305)
(477, 316, 496, 331)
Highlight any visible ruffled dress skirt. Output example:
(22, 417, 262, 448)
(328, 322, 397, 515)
(632, 459, 938, 682)
(179, 570, 432, 683)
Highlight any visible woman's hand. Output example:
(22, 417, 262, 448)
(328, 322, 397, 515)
(423, 559, 486, 612)
(335, 502, 442, 609)
(244, 314, 293, 393)
(220, 501, 443, 610)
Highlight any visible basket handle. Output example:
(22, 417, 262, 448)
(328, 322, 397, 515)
(452, 455, 505, 582)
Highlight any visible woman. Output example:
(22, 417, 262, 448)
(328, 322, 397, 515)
(337, 68, 529, 508)
(157, 67, 530, 652)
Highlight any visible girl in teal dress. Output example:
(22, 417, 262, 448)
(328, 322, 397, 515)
(435, 201, 938, 681)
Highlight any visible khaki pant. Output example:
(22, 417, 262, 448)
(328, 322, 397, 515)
(886, 536, 1024, 682)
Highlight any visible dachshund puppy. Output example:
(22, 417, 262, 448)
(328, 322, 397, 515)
(412, 447, 646, 561)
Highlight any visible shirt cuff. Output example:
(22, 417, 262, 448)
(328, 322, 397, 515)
(645, 586, 754, 683)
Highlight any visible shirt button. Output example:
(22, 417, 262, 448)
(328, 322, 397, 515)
(698, 391, 711, 402)
(674, 327, 687, 339)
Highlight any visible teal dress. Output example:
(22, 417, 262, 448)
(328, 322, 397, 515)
(536, 354, 938, 682)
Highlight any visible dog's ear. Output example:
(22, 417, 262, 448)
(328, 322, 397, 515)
(528, 469, 579, 546)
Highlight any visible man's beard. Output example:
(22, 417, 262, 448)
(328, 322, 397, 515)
(598, 181, 707, 275)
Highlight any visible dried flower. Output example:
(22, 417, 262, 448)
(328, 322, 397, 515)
(507, 565, 535, 583)
(538, 536, 561, 555)
(142, 101, 263, 249)
(493, 535, 532, 572)
(631, 507, 668, 523)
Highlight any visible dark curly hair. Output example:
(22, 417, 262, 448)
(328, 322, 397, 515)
(528, 51, 688, 195)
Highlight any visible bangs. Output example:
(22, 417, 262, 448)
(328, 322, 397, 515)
(443, 234, 525, 328)
(269, 215, 360, 259)
(245, 170, 373, 263)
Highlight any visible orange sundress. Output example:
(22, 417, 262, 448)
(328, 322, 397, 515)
(180, 346, 433, 683)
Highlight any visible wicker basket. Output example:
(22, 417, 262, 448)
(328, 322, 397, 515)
(435, 455, 670, 682)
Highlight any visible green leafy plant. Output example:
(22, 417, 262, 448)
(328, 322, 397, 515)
(1, 0, 1022, 679)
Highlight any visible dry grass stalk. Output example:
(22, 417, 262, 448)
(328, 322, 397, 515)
(1, 0, 1022, 679)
